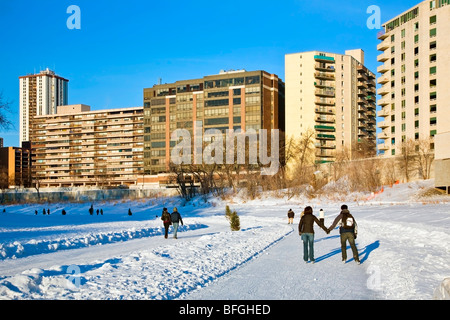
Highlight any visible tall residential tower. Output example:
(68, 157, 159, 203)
(19, 69, 69, 146)
(376, 0, 450, 156)
(285, 49, 377, 164)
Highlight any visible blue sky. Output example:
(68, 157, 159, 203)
(0, 0, 421, 147)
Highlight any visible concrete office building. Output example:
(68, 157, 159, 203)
(31, 105, 144, 188)
(19, 69, 69, 146)
(376, 0, 450, 156)
(285, 49, 377, 164)
(143, 70, 285, 175)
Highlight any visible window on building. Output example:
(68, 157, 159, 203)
(430, 92, 437, 100)
(430, 66, 437, 75)
(430, 15, 437, 24)
(430, 28, 437, 37)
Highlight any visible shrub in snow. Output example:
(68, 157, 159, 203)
(225, 205, 240, 231)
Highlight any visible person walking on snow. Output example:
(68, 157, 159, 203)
(170, 207, 184, 239)
(298, 206, 329, 263)
(327, 204, 360, 264)
(287, 209, 295, 224)
(319, 209, 325, 227)
(161, 208, 172, 239)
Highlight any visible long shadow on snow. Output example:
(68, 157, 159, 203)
(315, 240, 380, 264)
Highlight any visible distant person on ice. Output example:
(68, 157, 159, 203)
(327, 204, 360, 264)
(298, 206, 329, 263)
(161, 208, 172, 239)
(287, 209, 295, 224)
(319, 209, 325, 227)
(170, 207, 184, 239)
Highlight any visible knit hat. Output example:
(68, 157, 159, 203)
(304, 206, 313, 214)
(341, 204, 348, 210)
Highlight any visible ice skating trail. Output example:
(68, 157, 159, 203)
(181, 226, 379, 300)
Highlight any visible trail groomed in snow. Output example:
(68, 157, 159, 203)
(0, 180, 448, 300)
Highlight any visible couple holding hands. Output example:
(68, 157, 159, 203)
(298, 204, 360, 264)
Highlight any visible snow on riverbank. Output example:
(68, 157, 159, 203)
(0, 180, 448, 300)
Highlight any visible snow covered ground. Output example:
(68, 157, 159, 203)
(0, 180, 448, 300)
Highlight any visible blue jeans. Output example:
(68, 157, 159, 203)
(173, 222, 179, 238)
(301, 233, 315, 262)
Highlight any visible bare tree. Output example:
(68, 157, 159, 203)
(0, 92, 13, 130)
(382, 157, 398, 186)
(398, 138, 417, 182)
(415, 137, 434, 180)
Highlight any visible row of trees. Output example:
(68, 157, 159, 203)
(169, 129, 435, 200)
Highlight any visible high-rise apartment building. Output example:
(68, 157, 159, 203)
(19, 68, 69, 146)
(143, 70, 285, 175)
(285, 50, 377, 164)
(31, 105, 144, 188)
(376, 0, 450, 156)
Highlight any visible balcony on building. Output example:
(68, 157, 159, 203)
(378, 98, 389, 107)
(377, 29, 388, 40)
(315, 107, 335, 115)
(315, 125, 336, 132)
(377, 64, 389, 74)
(358, 113, 368, 121)
(366, 95, 376, 102)
(377, 76, 389, 85)
(315, 97, 335, 106)
(315, 115, 336, 124)
(315, 142, 336, 150)
(314, 72, 335, 80)
(377, 41, 389, 51)
(378, 131, 389, 140)
(377, 108, 389, 118)
(315, 88, 335, 97)
(377, 85, 390, 96)
(316, 133, 336, 141)
(314, 55, 335, 64)
(377, 52, 389, 62)
(358, 105, 367, 114)
(378, 143, 389, 151)
(378, 120, 389, 128)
